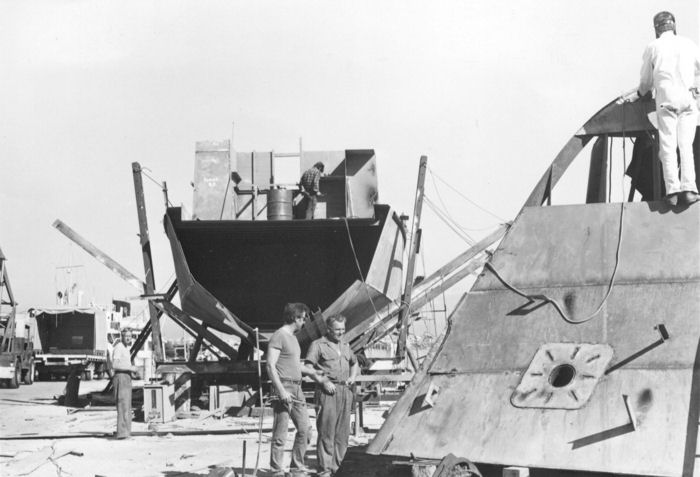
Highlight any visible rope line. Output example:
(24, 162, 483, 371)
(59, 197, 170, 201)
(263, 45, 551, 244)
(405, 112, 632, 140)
(424, 197, 475, 244)
(141, 168, 175, 207)
(428, 172, 476, 242)
(428, 167, 506, 222)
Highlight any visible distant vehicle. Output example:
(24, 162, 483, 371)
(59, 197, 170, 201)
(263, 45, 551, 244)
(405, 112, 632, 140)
(0, 247, 35, 388)
(31, 307, 109, 380)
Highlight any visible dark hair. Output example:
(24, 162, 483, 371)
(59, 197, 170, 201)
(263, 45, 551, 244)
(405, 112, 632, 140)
(653, 11, 675, 34)
(283, 303, 309, 324)
(326, 314, 346, 326)
(314, 162, 325, 172)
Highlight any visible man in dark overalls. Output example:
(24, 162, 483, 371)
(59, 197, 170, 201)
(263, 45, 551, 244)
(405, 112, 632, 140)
(306, 314, 359, 477)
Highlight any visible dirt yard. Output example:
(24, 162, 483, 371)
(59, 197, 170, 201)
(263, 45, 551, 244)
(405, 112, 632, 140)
(0, 379, 389, 477)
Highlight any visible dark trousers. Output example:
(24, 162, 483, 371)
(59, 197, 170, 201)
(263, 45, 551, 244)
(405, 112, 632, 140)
(298, 194, 318, 219)
(113, 372, 132, 438)
(270, 383, 308, 474)
(315, 385, 353, 474)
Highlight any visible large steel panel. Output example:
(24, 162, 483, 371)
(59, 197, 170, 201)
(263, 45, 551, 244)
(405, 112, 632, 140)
(374, 370, 693, 476)
(165, 204, 404, 335)
(192, 140, 232, 220)
(369, 202, 700, 476)
(475, 202, 700, 291)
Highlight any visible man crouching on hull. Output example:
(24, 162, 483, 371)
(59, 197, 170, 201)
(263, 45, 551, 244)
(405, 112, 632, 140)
(267, 303, 322, 477)
(305, 314, 359, 477)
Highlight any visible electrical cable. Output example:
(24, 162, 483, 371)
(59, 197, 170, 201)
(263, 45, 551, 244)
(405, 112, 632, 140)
(342, 217, 383, 322)
(484, 103, 630, 326)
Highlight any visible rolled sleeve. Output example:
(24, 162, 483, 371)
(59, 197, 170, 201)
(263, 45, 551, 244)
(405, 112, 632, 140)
(305, 341, 320, 367)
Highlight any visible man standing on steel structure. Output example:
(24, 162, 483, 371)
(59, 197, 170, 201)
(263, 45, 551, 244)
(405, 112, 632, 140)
(298, 162, 325, 219)
(620, 11, 700, 206)
(306, 314, 359, 477)
(111, 328, 136, 439)
(267, 303, 322, 477)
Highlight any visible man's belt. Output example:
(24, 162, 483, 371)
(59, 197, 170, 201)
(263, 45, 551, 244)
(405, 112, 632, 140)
(280, 378, 302, 385)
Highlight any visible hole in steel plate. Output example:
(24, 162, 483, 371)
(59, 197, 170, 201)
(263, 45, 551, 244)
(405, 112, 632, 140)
(549, 364, 576, 388)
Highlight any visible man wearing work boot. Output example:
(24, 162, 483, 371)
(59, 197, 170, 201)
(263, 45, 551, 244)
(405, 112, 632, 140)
(620, 11, 700, 206)
(267, 303, 322, 477)
(306, 314, 359, 477)
(111, 328, 137, 439)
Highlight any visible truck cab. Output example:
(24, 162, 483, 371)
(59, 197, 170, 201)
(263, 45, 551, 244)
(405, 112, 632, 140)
(0, 247, 35, 388)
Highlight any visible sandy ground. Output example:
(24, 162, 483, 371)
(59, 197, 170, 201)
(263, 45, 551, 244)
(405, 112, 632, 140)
(0, 379, 389, 477)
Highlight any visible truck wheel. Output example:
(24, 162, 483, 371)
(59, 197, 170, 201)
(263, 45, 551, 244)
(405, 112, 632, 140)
(8, 362, 20, 389)
(23, 362, 34, 385)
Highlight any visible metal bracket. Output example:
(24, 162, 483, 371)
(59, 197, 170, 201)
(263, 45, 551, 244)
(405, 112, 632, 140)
(422, 382, 441, 408)
(622, 394, 638, 431)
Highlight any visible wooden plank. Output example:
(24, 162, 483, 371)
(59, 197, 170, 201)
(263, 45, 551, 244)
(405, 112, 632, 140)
(396, 156, 428, 358)
(52, 219, 145, 292)
(132, 162, 164, 362)
(353, 373, 413, 383)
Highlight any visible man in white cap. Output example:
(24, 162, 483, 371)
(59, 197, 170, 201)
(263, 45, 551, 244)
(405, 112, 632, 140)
(621, 11, 700, 206)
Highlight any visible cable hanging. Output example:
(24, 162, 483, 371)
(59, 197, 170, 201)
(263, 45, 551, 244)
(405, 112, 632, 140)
(342, 217, 383, 324)
(484, 104, 631, 325)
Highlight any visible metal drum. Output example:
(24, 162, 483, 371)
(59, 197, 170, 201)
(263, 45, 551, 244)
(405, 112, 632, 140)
(267, 189, 293, 220)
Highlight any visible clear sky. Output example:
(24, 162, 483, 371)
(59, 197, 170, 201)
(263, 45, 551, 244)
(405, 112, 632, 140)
(1, 1, 698, 336)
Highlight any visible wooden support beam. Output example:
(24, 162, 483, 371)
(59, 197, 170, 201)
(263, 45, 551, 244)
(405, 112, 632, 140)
(52, 220, 145, 292)
(132, 162, 164, 362)
(154, 301, 238, 361)
(129, 280, 178, 361)
(190, 324, 207, 364)
(396, 156, 428, 359)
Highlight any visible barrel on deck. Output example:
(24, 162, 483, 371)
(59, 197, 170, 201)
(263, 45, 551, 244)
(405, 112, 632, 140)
(267, 189, 293, 220)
